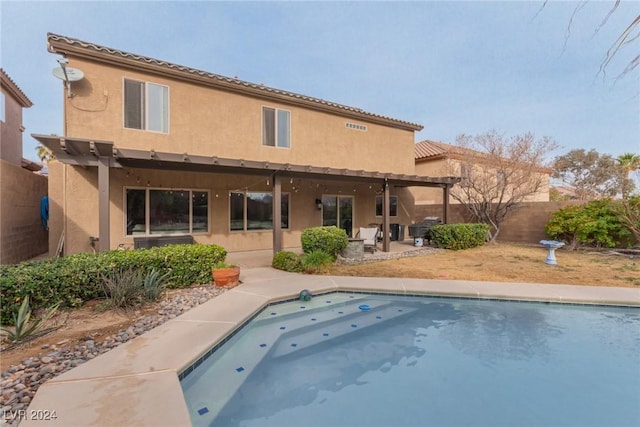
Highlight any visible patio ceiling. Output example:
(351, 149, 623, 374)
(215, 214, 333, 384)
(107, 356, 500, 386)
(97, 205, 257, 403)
(32, 134, 460, 189)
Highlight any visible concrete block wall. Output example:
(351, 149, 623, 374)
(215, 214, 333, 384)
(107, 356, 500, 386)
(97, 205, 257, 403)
(415, 201, 584, 244)
(0, 159, 48, 264)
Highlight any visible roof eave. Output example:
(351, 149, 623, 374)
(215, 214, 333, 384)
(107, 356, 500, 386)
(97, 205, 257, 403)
(0, 69, 33, 108)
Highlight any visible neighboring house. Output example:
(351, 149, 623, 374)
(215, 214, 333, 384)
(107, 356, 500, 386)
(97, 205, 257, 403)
(0, 69, 48, 264)
(412, 140, 550, 206)
(35, 34, 458, 256)
(550, 186, 579, 201)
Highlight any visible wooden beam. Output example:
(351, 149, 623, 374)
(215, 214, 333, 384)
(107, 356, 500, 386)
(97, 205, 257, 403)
(98, 156, 110, 252)
(382, 180, 390, 252)
(272, 174, 282, 255)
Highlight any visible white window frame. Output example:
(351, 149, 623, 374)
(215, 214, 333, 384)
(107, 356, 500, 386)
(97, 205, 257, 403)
(229, 191, 290, 232)
(123, 78, 169, 133)
(123, 187, 209, 236)
(262, 106, 291, 148)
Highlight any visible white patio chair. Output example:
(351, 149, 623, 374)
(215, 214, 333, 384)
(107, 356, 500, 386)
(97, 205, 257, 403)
(357, 227, 379, 253)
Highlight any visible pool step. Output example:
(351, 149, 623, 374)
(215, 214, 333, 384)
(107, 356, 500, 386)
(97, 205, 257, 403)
(183, 297, 385, 425)
(271, 303, 418, 358)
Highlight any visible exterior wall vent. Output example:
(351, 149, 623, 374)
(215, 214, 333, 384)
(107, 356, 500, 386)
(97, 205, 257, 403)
(345, 122, 367, 131)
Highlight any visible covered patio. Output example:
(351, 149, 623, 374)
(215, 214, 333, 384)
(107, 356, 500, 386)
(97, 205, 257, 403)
(34, 134, 460, 255)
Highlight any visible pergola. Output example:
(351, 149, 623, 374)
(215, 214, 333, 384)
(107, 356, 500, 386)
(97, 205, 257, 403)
(34, 134, 460, 254)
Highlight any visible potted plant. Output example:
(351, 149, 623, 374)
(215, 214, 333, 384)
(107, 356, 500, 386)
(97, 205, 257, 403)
(212, 262, 240, 288)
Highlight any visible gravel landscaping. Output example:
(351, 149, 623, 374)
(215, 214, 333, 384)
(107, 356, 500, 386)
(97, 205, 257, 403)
(0, 285, 226, 426)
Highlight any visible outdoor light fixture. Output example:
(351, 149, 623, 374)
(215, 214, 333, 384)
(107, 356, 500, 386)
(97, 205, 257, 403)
(315, 198, 322, 210)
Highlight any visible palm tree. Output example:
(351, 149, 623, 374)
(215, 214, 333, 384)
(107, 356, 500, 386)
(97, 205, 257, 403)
(35, 145, 53, 163)
(617, 153, 640, 198)
(617, 153, 640, 177)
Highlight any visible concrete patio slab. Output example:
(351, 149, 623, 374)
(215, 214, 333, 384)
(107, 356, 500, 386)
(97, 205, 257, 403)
(49, 320, 237, 382)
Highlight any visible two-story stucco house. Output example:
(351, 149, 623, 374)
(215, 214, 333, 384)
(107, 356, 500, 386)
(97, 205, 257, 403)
(35, 34, 457, 256)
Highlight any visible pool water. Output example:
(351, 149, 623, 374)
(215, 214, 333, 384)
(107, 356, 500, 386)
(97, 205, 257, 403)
(180, 293, 640, 427)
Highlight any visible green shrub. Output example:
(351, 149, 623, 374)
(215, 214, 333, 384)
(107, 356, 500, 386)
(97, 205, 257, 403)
(302, 250, 334, 274)
(545, 200, 631, 249)
(143, 269, 170, 301)
(0, 296, 59, 344)
(272, 251, 304, 272)
(429, 223, 489, 250)
(301, 226, 348, 260)
(0, 243, 226, 325)
(101, 268, 145, 309)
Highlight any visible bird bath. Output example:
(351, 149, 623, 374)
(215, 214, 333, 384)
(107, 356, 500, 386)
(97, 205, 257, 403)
(540, 240, 565, 265)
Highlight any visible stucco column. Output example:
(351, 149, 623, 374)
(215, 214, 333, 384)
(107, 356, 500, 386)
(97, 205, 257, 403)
(382, 180, 390, 252)
(98, 157, 110, 252)
(272, 174, 282, 255)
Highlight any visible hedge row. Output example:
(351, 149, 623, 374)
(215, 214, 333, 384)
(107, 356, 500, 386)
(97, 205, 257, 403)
(429, 223, 489, 250)
(0, 244, 226, 325)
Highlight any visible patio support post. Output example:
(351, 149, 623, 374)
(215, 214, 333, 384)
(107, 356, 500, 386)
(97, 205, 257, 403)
(272, 174, 282, 255)
(98, 156, 110, 252)
(443, 185, 450, 224)
(382, 179, 390, 252)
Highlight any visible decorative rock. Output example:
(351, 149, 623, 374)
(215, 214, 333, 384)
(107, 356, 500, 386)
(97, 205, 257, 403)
(0, 285, 224, 426)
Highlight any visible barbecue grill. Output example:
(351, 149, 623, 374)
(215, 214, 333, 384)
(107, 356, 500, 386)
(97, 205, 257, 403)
(408, 217, 442, 240)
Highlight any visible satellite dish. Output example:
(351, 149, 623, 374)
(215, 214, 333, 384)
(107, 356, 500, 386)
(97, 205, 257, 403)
(52, 66, 84, 82)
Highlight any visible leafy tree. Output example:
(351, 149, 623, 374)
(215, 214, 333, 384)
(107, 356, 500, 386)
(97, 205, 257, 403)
(448, 130, 558, 242)
(545, 199, 631, 249)
(552, 149, 624, 199)
(619, 195, 640, 244)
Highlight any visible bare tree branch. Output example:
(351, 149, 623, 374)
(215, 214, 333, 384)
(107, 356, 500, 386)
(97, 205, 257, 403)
(598, 14, 640, 80)
(594, 0, 620, 36)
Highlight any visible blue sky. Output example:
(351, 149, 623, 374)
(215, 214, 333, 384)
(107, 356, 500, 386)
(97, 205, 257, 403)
(2, 1, 639, 163)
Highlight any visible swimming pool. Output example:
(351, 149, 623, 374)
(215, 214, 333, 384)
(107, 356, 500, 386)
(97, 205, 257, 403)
(181, 292, 639, 426)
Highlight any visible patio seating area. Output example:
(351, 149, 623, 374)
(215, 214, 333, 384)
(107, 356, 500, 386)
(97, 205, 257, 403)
(226, 239, 441, 269)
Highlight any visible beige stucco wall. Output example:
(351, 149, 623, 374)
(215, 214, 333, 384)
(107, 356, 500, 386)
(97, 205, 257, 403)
(63, 57, 416, 176)
(0, 159, 48, 264)
(49, 54, 421, 254)
(50, 162, 415, 255)
(412, 158, 549, 205)
(0, 85, 25, 166)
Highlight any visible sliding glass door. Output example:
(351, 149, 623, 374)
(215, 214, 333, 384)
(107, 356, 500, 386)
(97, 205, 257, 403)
(321, 195, 353, 237)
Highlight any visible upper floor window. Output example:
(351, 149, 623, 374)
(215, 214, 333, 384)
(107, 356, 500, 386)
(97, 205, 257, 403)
(262, 107, 290, 148)
(375, 195, 398, 217)
(124, 79, 168, 133)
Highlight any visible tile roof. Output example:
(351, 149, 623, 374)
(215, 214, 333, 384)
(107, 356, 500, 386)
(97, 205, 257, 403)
(0, 68, 33, 107)
(47, 33, 423, 132)
(414, 140, 472, 160)
(415, 139, 554, 174)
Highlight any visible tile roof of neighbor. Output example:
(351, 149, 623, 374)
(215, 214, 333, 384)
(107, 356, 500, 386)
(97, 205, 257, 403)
(415, 139, 555, 174)
(0, 68, 33, 107)
(46, 33, 423, 132)
(414, 140, 473, 160)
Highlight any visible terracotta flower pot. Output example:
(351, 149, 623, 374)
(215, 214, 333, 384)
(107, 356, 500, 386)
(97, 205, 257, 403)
(212, 266, 240, 288)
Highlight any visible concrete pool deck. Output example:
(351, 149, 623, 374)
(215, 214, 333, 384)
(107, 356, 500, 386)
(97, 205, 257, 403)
(23, 268, 640, 426)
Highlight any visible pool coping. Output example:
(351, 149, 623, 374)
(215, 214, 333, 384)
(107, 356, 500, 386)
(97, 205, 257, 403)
(22, 268, 640, 426)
